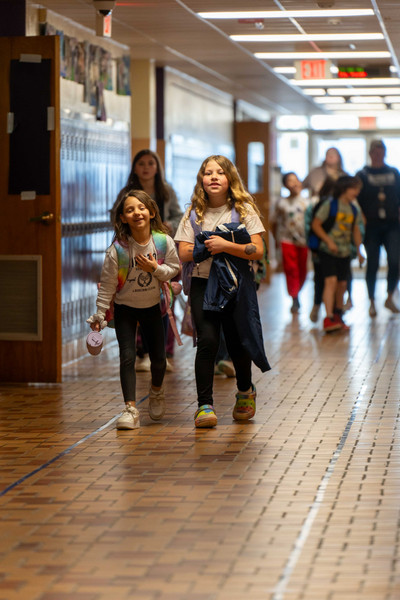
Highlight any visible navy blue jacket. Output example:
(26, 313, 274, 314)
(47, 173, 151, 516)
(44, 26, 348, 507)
(193, 222, 270, 373)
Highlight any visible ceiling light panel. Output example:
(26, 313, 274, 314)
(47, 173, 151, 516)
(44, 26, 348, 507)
(327, 87, 400, 95)
(198, 10, 375, 19)
(255, 52, 391, 60)
(293, 78, 400, 87)
(232, 34, 383, 43)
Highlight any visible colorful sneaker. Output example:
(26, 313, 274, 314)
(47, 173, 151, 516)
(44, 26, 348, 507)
(194, 404, 218, 428)
(217, 360, 236, 378)
(148, 386, 165, 421)
(116, 405, 140, 430)
(323, 316, 341, 332)
(233, 384, 256, 421)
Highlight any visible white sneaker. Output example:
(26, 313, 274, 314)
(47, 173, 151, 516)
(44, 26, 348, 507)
(148, 386, 165, 421)
(165, 359, 174, 372)
(135, 355, 151, 372)
(116, 405, 140, 430)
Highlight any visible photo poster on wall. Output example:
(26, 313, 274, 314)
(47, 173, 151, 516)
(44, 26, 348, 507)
(64, 37, 85, 84)
(44, 22, 66, 77)
(117, 55, 131, 96)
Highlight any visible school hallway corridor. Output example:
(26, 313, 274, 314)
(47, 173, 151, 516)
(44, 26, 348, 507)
(0, 270, 399, 600)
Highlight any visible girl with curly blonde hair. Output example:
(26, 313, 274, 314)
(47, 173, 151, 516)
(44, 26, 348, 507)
(175, 155, 269, 429)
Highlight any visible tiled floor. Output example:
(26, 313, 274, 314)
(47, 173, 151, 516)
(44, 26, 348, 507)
(0, 271, 399, 600)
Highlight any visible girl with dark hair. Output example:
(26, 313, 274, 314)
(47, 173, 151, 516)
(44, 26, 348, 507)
(125, 149, 183, 235)
(303, 147, 346, 199)
(87, 189, 180, 429)
(122, 150, 183, 370)
(311, 175, 364, 333)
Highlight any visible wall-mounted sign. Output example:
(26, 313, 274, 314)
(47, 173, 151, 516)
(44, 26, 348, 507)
(295, 59, 332, 80)
(338, 65, 391, 78)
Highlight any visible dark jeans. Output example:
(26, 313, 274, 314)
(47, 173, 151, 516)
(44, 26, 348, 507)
(190, 277, 252, 407)
(364, 221, 400, 299)
(114, 303, 166, 403)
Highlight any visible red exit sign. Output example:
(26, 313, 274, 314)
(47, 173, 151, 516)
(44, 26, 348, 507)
(295, 59, 331, 80)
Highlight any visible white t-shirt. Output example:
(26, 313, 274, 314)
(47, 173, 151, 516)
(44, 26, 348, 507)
(174, 203, 265, 278)
(96, 235, 180, 313)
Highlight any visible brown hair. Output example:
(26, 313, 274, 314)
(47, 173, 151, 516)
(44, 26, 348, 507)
(112, 188, 168, 243)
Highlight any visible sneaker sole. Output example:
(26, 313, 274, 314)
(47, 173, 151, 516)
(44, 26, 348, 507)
(116, 421, 140, 430)
(195, 415, 218, 428)
(148, 409, 165, 421)
(324, 323, 342, 332)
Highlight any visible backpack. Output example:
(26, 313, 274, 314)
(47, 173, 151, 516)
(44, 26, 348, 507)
(307, 197, 357, 251)
(181, 206, 240, 295)
(104, 232, 183, 345)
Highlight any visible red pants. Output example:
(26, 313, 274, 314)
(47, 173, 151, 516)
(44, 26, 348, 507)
(281, 241, 308, 298)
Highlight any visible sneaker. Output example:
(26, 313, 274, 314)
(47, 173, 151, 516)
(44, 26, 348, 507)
(165, 359, 174, 372)
(217, 360, 236, 378)
(233, 384, 256, 421)
(214, 364, 224, 376)
(334, 313, 350, 331)
(291, 297, 300, 314)
(384, 297, 400, 313)
(148, 386, 165, 420)
(116, 405, 140, 430)
(135, 355, 151, 372)
(194, 404, 218, 428)
(309, 304, 320, 323)
(369, 301, 377, 317)
(323, 316, 341, 332)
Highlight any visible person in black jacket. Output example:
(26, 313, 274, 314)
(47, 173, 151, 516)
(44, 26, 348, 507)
(356, 139, 400, 317)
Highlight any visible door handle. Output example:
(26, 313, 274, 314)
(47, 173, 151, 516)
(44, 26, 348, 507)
(29, 211, 54, 225)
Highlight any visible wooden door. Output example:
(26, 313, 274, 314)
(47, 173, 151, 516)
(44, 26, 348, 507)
(234, 120, 270, 282)
(0, 36, 61, 382)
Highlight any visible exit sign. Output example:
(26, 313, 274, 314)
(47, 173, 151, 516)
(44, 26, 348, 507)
(295, 59, 332, 80)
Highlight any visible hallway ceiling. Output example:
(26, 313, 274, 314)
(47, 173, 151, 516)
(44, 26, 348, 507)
(37, 0, 400, 116)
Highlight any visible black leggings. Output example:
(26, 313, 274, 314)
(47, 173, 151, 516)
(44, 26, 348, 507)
(190, 278, 252, 407)
(114, 303, 166, 403)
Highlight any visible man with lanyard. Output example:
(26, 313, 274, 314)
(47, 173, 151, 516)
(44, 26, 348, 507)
(356, 139, 400, 317)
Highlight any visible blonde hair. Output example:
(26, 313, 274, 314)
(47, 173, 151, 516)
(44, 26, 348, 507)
(112, 188, 168, 243)
(187, 155, 260, 224)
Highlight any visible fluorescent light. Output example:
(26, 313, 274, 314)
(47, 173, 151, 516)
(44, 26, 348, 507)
(232, 33, 383, 42)
(314, 97, 345, 104)
(326, 103, 387, 110)
(384, 96, 400, 103)
(328, 87, 400, 95)
(302, 88, 326, 96)
(294, 78, 400, 87)
(198, 10, 374, 19)
(273, 66, 296, 74)
(349, 96, 386, 103)
(255, 52, 391, 60)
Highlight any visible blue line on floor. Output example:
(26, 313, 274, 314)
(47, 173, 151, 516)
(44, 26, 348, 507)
(0, 394, 148, 498)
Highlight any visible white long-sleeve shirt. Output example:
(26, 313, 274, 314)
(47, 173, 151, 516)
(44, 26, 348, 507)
(96, 235, 180, 315)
